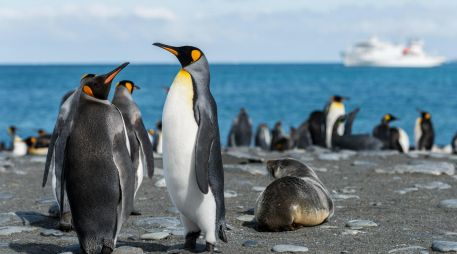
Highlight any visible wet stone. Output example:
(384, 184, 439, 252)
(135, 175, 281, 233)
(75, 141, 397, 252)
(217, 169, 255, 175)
(242, 240, 258, 247)
(252, 186, 266, 192)
(0, 193, 13, 200)
(113, 246, 145, 254)
(0, 226, 36, 236)
(431, 240, 457, 252)
(140, 231, 170, 240)
(271, 244, 309, 252)
(346, 219, 378, 229)
(225, 164, 268, 176)
(236, 215, 255, 222)
(394, 161, 455, 176)
(395, 187, 419, 195)
(155, 178, 166, 188)
(351, 160, 377, 167)
(414, 181, 451, 190)
(387, 245, 427, 253)
(15, 211, 49, 225)
(133, 217, 181, 229)
(224, 190, 238, 198)
(318, 152, 354, 161)
(438, 199, 457, 209)
(341, 229, 364, 235)
(331, 192, 360, 200)
(41, 229, 64, 237)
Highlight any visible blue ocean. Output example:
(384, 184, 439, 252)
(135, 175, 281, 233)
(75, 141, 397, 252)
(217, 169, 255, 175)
(1, 64, 456, 146)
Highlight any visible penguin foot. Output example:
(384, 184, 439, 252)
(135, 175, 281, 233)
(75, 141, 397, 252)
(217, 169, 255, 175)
(58, 212, 72, 232)
(101, 246, 113, 254)
(205, 242, 215, 254)
(130, 209, 142, 216)
(184, 231, 200, 251)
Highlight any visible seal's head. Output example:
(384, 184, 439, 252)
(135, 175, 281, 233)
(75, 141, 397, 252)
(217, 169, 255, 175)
(266, 158, 317, 179)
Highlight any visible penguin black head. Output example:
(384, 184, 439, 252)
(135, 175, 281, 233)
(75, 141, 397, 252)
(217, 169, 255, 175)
(80, 62, 129, 100)
(116, 80, 140, 94)
(382, 113, 398, 123)
(420, 111, 431, 121)
(331, 95, 349, 103)
(7, 126, 17, 136)
(153, 43, 204, 68)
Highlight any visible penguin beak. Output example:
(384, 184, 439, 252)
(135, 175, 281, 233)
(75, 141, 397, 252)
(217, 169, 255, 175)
(103, 62, 129, 85)
(391, 115, 399, 121)
(133, 85, 141, 90)
(153, 43, 179, 56)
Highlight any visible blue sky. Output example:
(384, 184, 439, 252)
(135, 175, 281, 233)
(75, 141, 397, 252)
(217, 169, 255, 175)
(1, 0, 456, 63)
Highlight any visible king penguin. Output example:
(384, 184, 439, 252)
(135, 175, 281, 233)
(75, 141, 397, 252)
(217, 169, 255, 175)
(48, 63, 133, 253)
(414, 111, 434, 151)
(154, 43, 227, 253)
(227, 108, 252, 147)
(7, 126, 27, 157)
(325, 95, 347, 148)
(373, 113, 398, 149)
(112, 80, 155, 215)
(254, 123, 271, 150)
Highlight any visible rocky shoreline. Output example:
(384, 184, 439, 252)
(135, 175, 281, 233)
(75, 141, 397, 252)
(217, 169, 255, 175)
(0, 147, 456, 253)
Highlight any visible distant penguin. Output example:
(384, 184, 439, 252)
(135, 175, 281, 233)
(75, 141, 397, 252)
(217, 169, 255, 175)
(295, 121, 312, 149)
(148, 129, 155, 143)
(308, 111, 326, 147)
(390, 127, 410, 153)
(227, 108, 252, 147)
(112, 80, 155, 215)
(65, 63, 133, 253)
(7, 126, 27, 157)
(270, 121, 289, 152)
(254, 123, 271, 150)
(325, 95, 347, 148)
(332, 112, 383, 151)
(152, 121, 163, 154)
(452, 133, 457, 154)
(154, 43, 227, 252)
(373, 113, 398, 149)
(415, 111, 434, 151)
(255, 158, 334, 231)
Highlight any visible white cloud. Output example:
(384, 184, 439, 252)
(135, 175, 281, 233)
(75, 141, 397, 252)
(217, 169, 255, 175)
(133, 6, 177, 21)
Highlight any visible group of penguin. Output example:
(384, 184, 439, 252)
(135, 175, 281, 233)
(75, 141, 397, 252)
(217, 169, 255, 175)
(40, 43, 226, 254)
(228, 95, 448, 153)
(0, 126, 51, 156)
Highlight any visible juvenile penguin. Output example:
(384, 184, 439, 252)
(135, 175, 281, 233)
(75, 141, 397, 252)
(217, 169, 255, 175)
(227, 108, 252, 147)
(255, 158, 334, 231)
(51, 63, 132, 253)
(270, 122, 290, 152)
(254, 123, 271, 150)
(373, 114, 409, 153)
(325, 95, 347, 148)
(154, 43, 227, 252)
(112, 80, 155, 215)
(7, 126, 27, 157)
(415, 111, 434, 151)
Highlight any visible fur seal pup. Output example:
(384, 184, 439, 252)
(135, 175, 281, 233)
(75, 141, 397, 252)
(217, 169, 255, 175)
(255, 158, 334, 231)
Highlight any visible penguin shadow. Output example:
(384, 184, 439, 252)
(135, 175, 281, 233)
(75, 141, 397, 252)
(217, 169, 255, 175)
(166, 243, 215, 253)
(8, 242, 64, 254)
(240, 208, 258, 230)
(15, 211, 56, 230)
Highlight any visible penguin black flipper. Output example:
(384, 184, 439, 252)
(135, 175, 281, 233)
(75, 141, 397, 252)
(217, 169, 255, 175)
(134, 118, 155, 178)
(194, 104, 213, 194)
(344, 107, 360, 136)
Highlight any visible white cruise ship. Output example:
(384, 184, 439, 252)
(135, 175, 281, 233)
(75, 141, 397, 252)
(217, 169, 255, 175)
(341, 37, 445, 68)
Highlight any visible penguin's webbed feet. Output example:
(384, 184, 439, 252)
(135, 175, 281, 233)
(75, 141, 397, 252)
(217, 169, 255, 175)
(58, 212, 73, 232)
(205, 242, 217, 254)
(184, 231, 200, 251)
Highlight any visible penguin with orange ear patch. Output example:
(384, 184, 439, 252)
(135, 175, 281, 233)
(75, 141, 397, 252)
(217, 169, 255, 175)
(112, 80, 155, 215)
(58, 63, 134, 253)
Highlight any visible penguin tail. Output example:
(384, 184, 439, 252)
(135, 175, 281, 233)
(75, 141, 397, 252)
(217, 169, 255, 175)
(218, 221, 228, 243)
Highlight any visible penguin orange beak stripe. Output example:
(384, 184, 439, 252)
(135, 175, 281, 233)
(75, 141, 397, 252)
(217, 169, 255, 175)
(153, 43, 179, 56)
(104, 62, 129, 85)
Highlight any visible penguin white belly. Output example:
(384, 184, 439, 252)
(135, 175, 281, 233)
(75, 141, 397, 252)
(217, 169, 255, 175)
(157, 133, 163, 154)
(162, 70, 216, 242)
(414, 118, 422, 149)
(262, 128, 271, 147)
(13, 138, 27, 157)
(397, 128, 410, 153)
(325, 104, 345, 148)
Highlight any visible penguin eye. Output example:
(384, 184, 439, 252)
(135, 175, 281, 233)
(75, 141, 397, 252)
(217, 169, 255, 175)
(191, 50, 201, 62)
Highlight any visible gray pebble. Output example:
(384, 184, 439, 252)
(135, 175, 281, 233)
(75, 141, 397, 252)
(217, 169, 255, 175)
(252, 186, 266, 192)
(351, 160, 377, 167)
(341, 229, 364, 235)
(346, 219, 378, 228)
(134, 217, 181, 229)
(414, 181, 451, 190)
(387, 245, 427, 253)
(140, 231, 170, 240)
(318, 152, 353, 161)
(40, 229, 64, 237)
(438, 199, 457, 209)
(271, 244, 309, 252)
(113, 246, 144, 254)
(242, 240, 258, 247)
(0, 226, 36, 236)
(331, 192, 360, 200)
(170, 229, 184, 236)
(224, 190, 238, 198)
(431, 240, 457, 252)
(0, 193, 13, 200)
(155, 178, 167, 188)
(236, 215, 255, 222)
